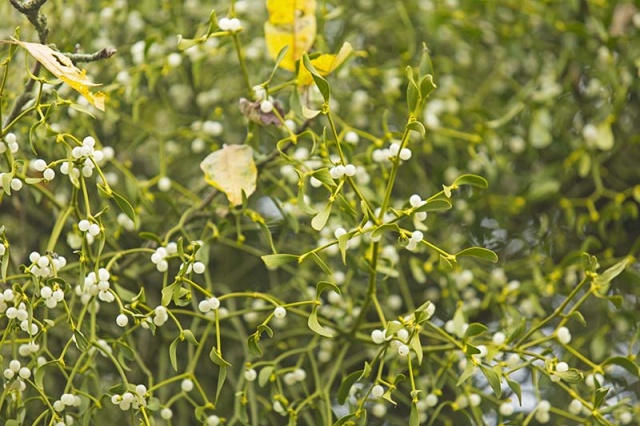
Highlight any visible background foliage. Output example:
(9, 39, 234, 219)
(0, 0, 639, 425)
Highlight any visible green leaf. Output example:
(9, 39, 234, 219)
(407, 80, 419, 115)
(312, 168, 338, 188)
(464, 323, 488, 339)
(508, 318, 526, 342)
(161, 282, 179, 306)
(268, 45, 290, 81)
(139, 231, 162, 244)
(386, 321, 404, 337)
(594, 258, 628, 287)
(309, 253, 333, 276)
(169, 337, 179, 371)
(419, 74, 436, 99)
(337, 369, 364, 404)
(261, 253, 299, 268)
(568, 310, 587, 327)
(556, 368, 583, 383)
(247, 334, 263, 357)
(406, 120, 426, 137)
(453, 174, 489, 189)
(465, 344, 481, 356)
(605, 295, 623, 309)
(209, 346, 232, 367)
(601, 356, 639, 377)
(311, 201, 332, 230)
(409, 402, 420, 426)
(183, 329, 199, 346)
(506, 378, 522, 405)
(113, 283, 136, 303)
(592, 387, 609, 409)
(258, 365, 274, 387)
(302, 53, 330, 102)
(73, 329, 89, 351)
(415, 198, 452, 213)
(479, 365, 502, 398)
(112, 189, 137, 223)
(302, 105, 322, 119)
(456, 360, 476, 386)
(333, 413, 357, 426)
(439, 254, 454, 270)
(177, 36, 204, 50)
(316, 281, 341, 299)
(371, 223, 401, 239)
(338, 231, 356, 264)
(409, 333, 423, 365)
(308, 307, 333, 338)
(215, 365, 227, 403)
(456, 247, 498, 263)
(257, 324, 274, 338)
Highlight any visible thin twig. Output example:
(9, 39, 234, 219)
(63, 47, 118, 64)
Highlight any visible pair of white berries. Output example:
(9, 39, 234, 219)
(405, 230, 423, 251)
(329, 163, 357, 179)
(218, 17, 242, 32)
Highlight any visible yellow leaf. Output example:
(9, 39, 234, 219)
(264, 0, 317, 71)
(297, 42, 353, 86)
(14, 39, 106, 111)
(200, 145, 257, 206)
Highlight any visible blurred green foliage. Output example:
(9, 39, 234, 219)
(1, 0, 639, 425)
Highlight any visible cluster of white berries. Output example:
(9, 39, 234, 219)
(53, 392, 82, 412)
(40, 285, 65, 309)
(18, 341, 40, 357)
(0, 173, 23, 192)
(283, 368, 306, 385)
(32, 158, 56, 181)
(0, 132, 19, 154)
(535, 400, 551, 423)
(5, 301, 39, 335)
(152, 306, 169, 327)
(111, 384, 148, 411)
(198, 296, 220, 314)
(116, 213, 136, 231)
(29, 251, 67, 278)
(3, 359, 31, 382)
(0, 288, 15, 313)
(78, 219, 101, 240)
(184, 260, 206, 275)
(409, 194, 428, 221)
(406, 230, 423, 251)
(61, 136, 111, 179)
(218, 17, 242, 32)
(329, 163, 357, 179)
(150, 242, 178, 272)
(73, 269, 111, 305)
(372, 142, 412, 163)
